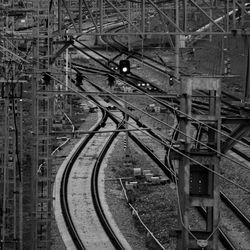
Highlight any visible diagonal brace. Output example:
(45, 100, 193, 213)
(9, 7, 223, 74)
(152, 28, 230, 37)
(189, 0, 225, 32)
(104, 0, 142, 34)
(235, 0, 250, 17)
(146, 0, 184, 33)
(221, 122, 250, 153)
(50, 40, 74, 64)
(83, 0, 99, 33)
(62, 0, 78, 33)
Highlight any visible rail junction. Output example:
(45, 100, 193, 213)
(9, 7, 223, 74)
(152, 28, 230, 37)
(0, 0, 250, 250)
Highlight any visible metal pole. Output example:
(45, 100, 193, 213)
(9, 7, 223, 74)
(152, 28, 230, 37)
(175, 0, 180, 80)
(209, 0, 213, 42)
(79, 0, 83, 32)
(58, 0, 62, 35)
(241, 0, 246, 28)
(2, 99, 9, 249)
(19, 99, 23, 250)
(232, 0, 236, 30)
(125, 93, 129, 156)
(128, 0, 131, 52)
(141, 0, 145, 37)
(244, 36, 250, 103)
(13, 99, 17, 249)
(98, 0, 103, 45)
(66, 47, 69, 91)
(226, 0, 229, 32)
(183, 0, 187, 32)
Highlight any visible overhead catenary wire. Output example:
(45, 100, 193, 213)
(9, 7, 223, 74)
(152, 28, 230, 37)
(9, 17, 242, 199)
(49, 73, 250, 195)
(3, 33, 245, 158)
(72, 37, 250, 154)
(119, 178, 166, 250)
(75, 71, 250, 176)
(11, 32, 250, 173)
(5, 24, 250, 188)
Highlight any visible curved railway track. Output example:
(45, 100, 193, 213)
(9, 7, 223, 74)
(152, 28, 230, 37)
(58, 17, 250, 250)
(57, 105, 128, 249)
(72, 67, 250, 249)
(83, 78, 249, 248)
(59, 109, 107, 250)
(8, 3, 250, 250)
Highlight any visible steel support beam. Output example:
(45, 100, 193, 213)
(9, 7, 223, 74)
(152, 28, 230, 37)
(79, 0, 83, 32)
(221, 122, 250, 153)
(31, 1, 55, 248)
(177, 77, 221, 250)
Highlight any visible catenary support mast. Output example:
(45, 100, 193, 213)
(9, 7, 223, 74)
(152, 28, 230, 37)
(177, 77, 221, 250)
(31, 0, 55, 248)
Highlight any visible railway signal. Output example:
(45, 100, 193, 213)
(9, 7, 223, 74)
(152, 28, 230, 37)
(169, 75, 174, 86)
(119, 59, 130, 74)
(76, 72, 84, 86)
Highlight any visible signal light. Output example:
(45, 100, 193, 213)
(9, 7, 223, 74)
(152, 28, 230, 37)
(76, 72, 84, 86)
(119, 59, 130, 74)
(169, 75, 174, 86)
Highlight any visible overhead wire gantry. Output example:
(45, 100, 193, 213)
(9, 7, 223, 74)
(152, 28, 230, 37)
(1, 0, 250, 249)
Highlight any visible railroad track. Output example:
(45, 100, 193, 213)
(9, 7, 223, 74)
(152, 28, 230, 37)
(54, 103, 130, 249)
(72, 35, 240, 118)
(72, 63, 250, 249)
(61, 18, 250, 249)
(82, 73, 250, 247)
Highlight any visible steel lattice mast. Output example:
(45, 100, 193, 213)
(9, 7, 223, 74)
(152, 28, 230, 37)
(0, 0, 25, 248)
(0, 1, 250, 249)
(31, 1, 55, 248)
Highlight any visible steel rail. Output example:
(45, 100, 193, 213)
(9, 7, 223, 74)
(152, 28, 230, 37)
(101, 24, 241, 115)
(68, 15, 248, 250)
(79, 76, 244, 250)
(60, 108, 108, 249)
(91, 120, 126, 250)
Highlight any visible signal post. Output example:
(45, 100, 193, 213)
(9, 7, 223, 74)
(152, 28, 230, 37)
(177, 76, 221, 250)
